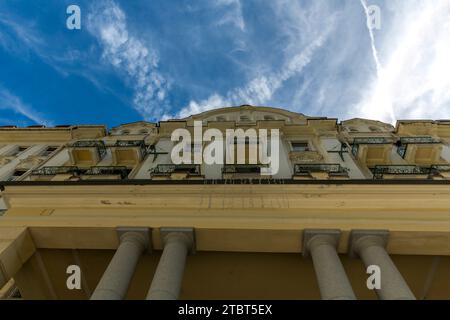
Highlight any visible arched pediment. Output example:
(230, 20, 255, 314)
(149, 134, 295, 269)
(341, 118, 394, 133)
(181, 105, 310, 124)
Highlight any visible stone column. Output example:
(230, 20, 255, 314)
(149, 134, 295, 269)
(146, 228, 194, 300)
(350, 230, 415, 300)
(304, 230, 356, 300)
(91, 228, 150, 300)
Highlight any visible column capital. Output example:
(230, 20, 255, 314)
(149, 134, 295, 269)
(303, 229, 341, 257)
(349, 230, 389, 258)
(160, 228, 196, 254)
(117, 227, 152, 254)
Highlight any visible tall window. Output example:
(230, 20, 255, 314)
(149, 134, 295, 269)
(291, 142, 310, 152)
(9, 146, 29, 156)
(41, 146, 58, 157)
(9, 169, 28, 181)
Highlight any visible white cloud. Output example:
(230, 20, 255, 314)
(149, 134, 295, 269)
(171, 34, 327, 119)
(0, 87, 52, 126)
(87, 0, 170, 120)
(215, 0, 245, 31)
(171, 1, 336, 120)
(355, 0, 450, 123)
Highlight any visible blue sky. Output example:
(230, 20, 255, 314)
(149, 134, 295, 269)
(0, 0, 449, 128)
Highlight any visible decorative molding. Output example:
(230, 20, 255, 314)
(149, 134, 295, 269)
(0, 156, 13, 166)
(17, 156, 45, 169)
(289, 151, 324, 163)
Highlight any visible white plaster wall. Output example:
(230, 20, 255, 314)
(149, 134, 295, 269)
(441, 145, 450, 163)
(0, 197, 6, 210)
(320, 138, 366, 179)
(134, 138, 173, 179)
(390, 147, 408, 165)
(43, 149, 70, 166)
(0, 145, 47, 180)
(273, 138, 293, 179)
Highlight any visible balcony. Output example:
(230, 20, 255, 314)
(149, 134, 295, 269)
(30, 166, 79, 181)
(221, 164, 270, 179)
(371, 165, 431, 180)
(82, 166, 130, 180)
(30, 166, 130, 181)
(293, 164, 349, 180)
(69, 140, 107, 167)
(150, 164, 202, 180)
(396, 137, 441, 165)
(111, 140, 148, 166)
(430, 165, 450, 180)
(289, 151, 324, 163)
(351, 137, 393, 167)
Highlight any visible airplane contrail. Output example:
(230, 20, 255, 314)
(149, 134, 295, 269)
(360, 0, 382, 77)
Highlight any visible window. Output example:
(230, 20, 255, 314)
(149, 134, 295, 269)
(8, 169, 28, 181)
(291, 142, 310, 152)
(41, 146, 58, 157)
(240, 115, 251, 122)
(9, 146, 29, 157)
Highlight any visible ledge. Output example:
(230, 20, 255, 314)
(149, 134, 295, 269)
(0, 178, 449, 189)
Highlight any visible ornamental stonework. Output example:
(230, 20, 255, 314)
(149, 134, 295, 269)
(289, 151, 324, 163)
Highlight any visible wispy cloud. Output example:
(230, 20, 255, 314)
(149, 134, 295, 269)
(87, 0, 170, 121)
(215, 0, 245, 31)
(173, 32, 329, 119)
(355, 0, 450, 123)
(0, 86, 53, 126)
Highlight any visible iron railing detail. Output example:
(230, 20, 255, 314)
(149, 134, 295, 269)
(372, 165, 431, 179)
(70, 140, 107, 159)
(31, 166, 79, 176)
(114, 140, 148, 157)
(351, 137, 392, 157)
(399, 137, 440, 144)
(396, 136, 440, 158)
(222, 164, 264, 174)
(83, 166, 130, 179)
(294, 164, 345, 174)
(150, 164, 201, 175)
(431, 165, 450, 174)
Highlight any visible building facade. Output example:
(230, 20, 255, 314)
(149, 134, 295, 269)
(0, 105, 449, 299)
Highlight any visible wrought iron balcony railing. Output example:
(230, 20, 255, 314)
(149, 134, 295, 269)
(372, 165, 432, 179)
(294, 164, 344, 174)
(83, 166, 130, 179)
(31, 166, 79, 176)
(396, 136, 441, 158)
(222, 164, 264, 174)
(431, 165, 450, 174)
(150, 164, 201, 176)
(399, 137, 440, 144)
(351, 137, 392, 157)
(70, 140, 107, 159)
(114, 140, 148, 156)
